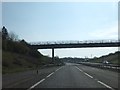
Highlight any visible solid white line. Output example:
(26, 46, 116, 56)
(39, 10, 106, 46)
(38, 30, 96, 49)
(75, 66, 83, 72)
(84, 72, 93, 78)
(46, 72, 54, 78)
(97, 81, 115, 90)
(28, 78, 45, 90)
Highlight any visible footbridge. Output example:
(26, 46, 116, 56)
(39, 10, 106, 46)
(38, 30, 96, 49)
(30, 39, 120, 61)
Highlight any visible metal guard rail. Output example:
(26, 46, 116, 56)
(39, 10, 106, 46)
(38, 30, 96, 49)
(79, 62, 120, 72)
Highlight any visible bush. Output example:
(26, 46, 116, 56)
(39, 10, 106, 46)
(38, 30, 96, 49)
(13, 59, 22, 66)
(3, 61, 9, 67)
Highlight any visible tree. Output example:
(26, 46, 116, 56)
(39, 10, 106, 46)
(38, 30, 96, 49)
(2, 26, 9, 40)
(2, 26, 9, 50)
(9, 31, 18, 41)
(20, 39, 28, 45)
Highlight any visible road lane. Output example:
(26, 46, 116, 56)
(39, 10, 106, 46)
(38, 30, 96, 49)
(3, 63, 118, 89)
(35, 65, 108, 88)
(76, 64, 118, 89)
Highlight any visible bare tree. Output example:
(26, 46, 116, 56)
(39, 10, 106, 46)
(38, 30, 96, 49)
(9, 31, 19, 41)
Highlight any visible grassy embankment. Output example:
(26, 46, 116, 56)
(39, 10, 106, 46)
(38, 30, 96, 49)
(2, 51, 52, 74)
(90, 51, 120, 65)
(1, 26, 58, 74)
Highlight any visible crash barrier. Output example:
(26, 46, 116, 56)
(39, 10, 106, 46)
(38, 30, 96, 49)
(79, 62, 120, 72)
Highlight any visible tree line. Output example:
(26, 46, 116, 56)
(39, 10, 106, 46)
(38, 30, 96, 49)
(1, 26, 42, 58)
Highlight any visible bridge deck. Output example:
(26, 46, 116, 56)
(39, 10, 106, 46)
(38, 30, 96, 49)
(30, 40, 120, 49)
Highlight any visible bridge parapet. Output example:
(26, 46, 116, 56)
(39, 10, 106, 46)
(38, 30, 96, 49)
(30, 39, 119, 45)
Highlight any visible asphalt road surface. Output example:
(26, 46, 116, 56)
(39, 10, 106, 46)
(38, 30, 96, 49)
(3, 63, 119, 90)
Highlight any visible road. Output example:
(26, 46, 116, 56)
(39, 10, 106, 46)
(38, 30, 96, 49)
(2, 63, 119, 90)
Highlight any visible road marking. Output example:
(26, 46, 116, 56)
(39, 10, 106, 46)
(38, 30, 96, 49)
(55, 66, 63, 72)
(75, 66, 114, 90)
(28, 67, 61, 90)
(84, 72, 93, 78)
(94, 78, 98, 81)
(46, 72, 54, 78)
(28, 78, 45, 90)
(55, 68, 60, 72)
(75, 66, 83, 72)
(97, 81, 115, 90)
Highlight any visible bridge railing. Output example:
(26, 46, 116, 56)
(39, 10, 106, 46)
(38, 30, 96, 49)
(30, 39, 119, 45)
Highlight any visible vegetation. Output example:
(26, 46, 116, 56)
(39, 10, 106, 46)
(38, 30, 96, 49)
(2, 26, 41, 57)
(60, 51, 120, 65)
(89, 51, 120, 65)
(60, 57, 84, 63)
(1, 26, 63, 74)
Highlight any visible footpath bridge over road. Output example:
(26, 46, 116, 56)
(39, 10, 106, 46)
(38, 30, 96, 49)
(30, 39, 120, 60)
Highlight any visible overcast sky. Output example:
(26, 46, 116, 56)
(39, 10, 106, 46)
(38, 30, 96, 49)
(2, 2, 118, 58)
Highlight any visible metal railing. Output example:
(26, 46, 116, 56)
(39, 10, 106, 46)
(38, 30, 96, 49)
(79, 62, 120, 72)
(30, 39, 119, 45)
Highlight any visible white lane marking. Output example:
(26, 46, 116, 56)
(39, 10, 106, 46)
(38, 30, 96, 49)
(75, 66, 83, 72)
(94, 78, 98, 81)
(97, 81, 115, 90)
(46, 72, 54, 78)
(28, 67, 63, 90)
(55, 66, 63, 72)
(28, 78, 45, 90)
(55, 68, 60, 72)
(84, 72, 93, 78)
(75, 66, 114, 90)
(47, 66, 63, 78)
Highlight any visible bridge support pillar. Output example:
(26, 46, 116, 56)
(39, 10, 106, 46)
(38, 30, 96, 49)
(52, 48, 54, 62)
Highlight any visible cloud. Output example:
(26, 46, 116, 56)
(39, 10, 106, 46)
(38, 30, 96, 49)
(89, 23, 118, 39)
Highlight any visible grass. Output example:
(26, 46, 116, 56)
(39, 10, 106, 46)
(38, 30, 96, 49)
(2, 51, 44, 74)
(90, 51, 119, 65)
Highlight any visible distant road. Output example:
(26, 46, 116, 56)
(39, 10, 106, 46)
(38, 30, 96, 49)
(3, 63, 119, 90)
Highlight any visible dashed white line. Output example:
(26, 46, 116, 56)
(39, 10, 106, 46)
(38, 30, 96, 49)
(28, 67, 63, 90)
(55, 66, 63, 72)
(28, 78, 45, 90)
(75, 66, 93, 79)
(55, 68, 60, 72)
(75, 66, 83, 72)
(97, 81, 115, 90)
(84, 72, 93, 78)
(46, 72, 54, 78)
(75, 66, 115, 90)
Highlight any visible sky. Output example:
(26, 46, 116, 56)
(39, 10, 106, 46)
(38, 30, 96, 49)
(2, 2, 119, 58)
(0, 2, 2, 27)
